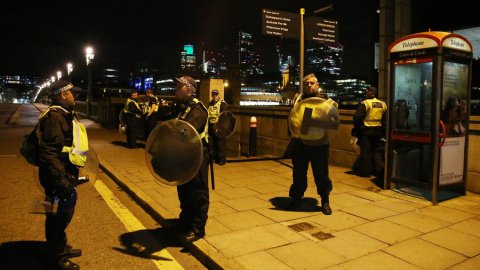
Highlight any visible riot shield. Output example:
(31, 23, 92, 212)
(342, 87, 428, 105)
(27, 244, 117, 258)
(289, 97, 340, 146)
(145, 119, 203, 186)
(214, 111, 237, 139)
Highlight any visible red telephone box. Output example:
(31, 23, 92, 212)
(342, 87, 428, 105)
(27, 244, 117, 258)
(385, 31, 473, 204)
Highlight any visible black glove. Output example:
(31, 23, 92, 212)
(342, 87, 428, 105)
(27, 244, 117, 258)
(54, 179, 72, 200)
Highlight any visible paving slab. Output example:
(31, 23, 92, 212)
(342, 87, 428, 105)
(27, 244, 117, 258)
(383, 238, 467, 270)
(267, 241, 346, 270)
(352, 219, 422, 245)
(420, 227, 480, 257)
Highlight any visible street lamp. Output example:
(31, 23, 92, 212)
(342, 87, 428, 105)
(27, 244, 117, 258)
(51, 76, 56, 83)
(57, 71, 62, 81)
(67, 63, 73, 81)
(85, 47, 94, 118)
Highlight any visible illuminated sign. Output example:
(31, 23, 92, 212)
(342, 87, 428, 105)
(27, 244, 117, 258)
(305, 17, 338, 43)
(262, 9, 300, 39)
(184, 45, 194, 55)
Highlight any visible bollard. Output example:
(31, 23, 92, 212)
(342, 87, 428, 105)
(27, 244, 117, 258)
(248, 116, 257, 158)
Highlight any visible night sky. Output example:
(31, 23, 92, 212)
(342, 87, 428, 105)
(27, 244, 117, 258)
(1, 0, 476, 82)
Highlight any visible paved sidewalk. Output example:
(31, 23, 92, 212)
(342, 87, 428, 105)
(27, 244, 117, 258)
(36, 103, 480, 269)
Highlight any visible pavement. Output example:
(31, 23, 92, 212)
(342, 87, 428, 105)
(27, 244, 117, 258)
(31, 104, 480, 270)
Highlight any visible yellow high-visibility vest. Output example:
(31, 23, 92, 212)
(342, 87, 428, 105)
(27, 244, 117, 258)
(38, 106, 88, 167)
(208, 99, 223, 124)
(124, 98, 141, 118)
(179, 98, 209, 143)
(363, 98, 387, 127)
(145, 96, 159, 114)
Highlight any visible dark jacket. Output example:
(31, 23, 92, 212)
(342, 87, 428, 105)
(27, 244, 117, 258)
(38, 104, 77, 185)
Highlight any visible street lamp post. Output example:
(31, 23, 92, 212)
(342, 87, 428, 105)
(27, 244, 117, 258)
(67, 63, 73, 82)
(85, 47, 94, 118)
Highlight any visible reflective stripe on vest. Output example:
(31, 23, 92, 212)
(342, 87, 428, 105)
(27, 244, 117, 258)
(124, 99, 141, 118)
(208, 99, 222, 124)
(38, 106, 89, 167)
(363, 98, 387, 127)
(179, 98, 209, 143)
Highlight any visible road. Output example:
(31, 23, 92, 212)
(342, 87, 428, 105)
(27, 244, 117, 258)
(0, 104, 206, 270)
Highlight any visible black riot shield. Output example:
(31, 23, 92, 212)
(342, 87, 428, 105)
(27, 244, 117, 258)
(214, 111, 237, 139)
(145, 119, 203, 186)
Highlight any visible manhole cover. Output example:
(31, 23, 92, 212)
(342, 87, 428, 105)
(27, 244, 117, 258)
(288, 222, 315, 232)
(311, 231, 334, 241)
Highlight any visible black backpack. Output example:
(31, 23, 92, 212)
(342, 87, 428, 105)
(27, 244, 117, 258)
(20, 125, 40, 166)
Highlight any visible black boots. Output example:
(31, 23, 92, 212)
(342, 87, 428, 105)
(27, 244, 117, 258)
(322, 201, 332, 215)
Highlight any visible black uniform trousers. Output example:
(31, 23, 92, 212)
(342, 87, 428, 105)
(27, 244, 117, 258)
(126, 115, 141, 148)
(358, 128, 384, 176)
(144, 112, 158, 140)
(208, 123, 226, 164)
(40, 166, 78, 260)
(289, 141, 332, 202)
(177, 146, 210, 235)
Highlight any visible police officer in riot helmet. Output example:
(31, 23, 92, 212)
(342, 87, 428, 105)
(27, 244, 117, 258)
(39, 80, 87, 270)
(288, 73, 337, 215)
(353, 86, 387, 178)
(169, 76, 210, 241)
(124, 91, 143, 149)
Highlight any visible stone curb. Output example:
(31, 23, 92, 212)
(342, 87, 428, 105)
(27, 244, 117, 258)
(6, 104, 24, 125)
(97, 155, 247, 270)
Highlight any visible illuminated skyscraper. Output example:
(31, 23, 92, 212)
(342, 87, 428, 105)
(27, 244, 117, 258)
(238, 31, 263, 78)
(181, 44, 197, 71)
(306, 43, 343, 76)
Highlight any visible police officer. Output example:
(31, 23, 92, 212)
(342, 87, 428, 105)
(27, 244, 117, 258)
(38, 80, 88, 270)
(124, 91, 143, 149)
(144, 89, 159, 140)
(288, 73, 337, 215)
(171, 76, 209, 241)
(207, 89, 228, 165)
(353, 86, 387, 177)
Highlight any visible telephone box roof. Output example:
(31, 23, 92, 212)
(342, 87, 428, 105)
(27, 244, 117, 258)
(389, 31, 472, 53)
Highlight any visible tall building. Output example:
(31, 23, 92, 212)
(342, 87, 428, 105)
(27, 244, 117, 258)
(238, 31, 264, 78)
(181, 44, 197, 72)
(306, 43, 343, 76)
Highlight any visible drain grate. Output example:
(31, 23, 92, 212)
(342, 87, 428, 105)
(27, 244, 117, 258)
(288, 222, 315, 232)
(311, 231, 334, 241)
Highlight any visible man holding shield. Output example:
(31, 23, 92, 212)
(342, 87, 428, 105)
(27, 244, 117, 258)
(287, 73, 338, 215)
(171, 76, 210, 241)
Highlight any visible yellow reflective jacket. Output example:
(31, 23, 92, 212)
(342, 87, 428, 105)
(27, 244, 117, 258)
(38, 106, 88, 167)
(362, 98, 387, 127)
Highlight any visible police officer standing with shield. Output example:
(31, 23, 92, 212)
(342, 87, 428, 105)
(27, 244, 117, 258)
(353, 86, 387, 178)
(170, 76, 210, 241)
(39, 80, 88, 270)
(124, 91, 143, 149)
(288, 74, 338, 215)
(208, 89, 228, 165)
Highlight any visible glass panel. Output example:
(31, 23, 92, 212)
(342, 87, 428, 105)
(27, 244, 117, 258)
(393, 61, 433, 131)
(439, 61, 468, 186)
(391, 60, 433, 183)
